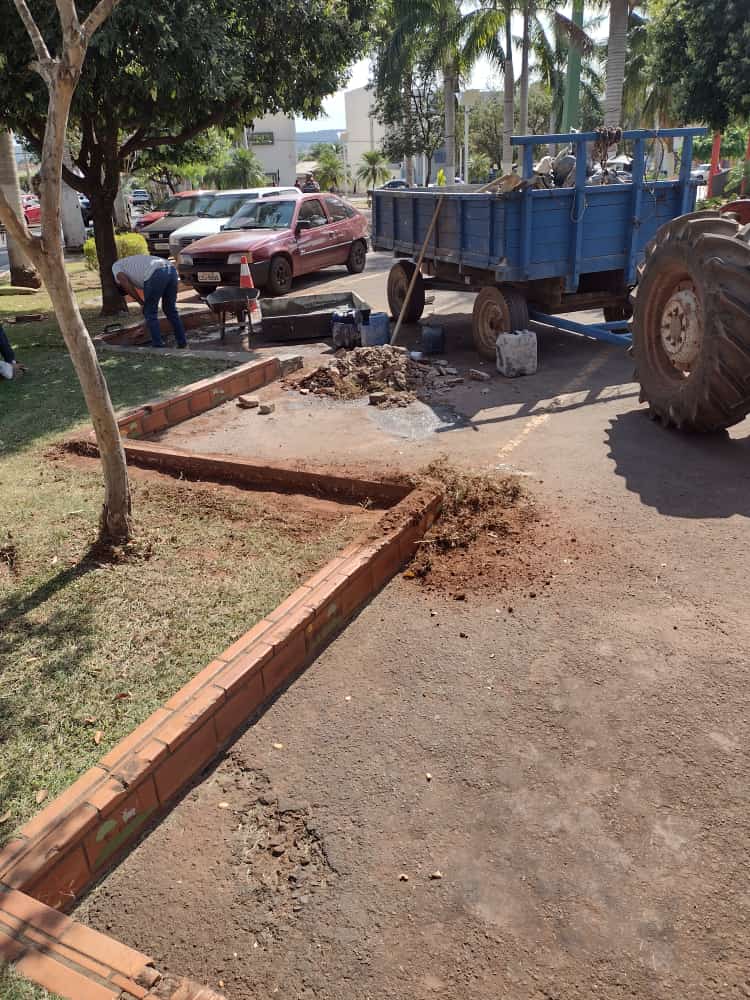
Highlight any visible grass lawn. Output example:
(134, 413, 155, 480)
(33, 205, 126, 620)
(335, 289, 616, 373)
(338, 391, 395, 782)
(0, 263, 364, 847)
(0, 966, 62, 1000)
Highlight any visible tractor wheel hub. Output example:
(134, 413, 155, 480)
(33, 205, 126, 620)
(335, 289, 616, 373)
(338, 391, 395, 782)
(660, 287, 702, 368)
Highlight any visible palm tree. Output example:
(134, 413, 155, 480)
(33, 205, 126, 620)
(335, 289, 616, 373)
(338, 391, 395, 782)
(317, 147, 349, 190)
(385, 0, 506, 180)
(603, 0, 631, 126)
(0, 130, 40, 287)
(356, 150, 392, 190)
(529, 11, 604, 135)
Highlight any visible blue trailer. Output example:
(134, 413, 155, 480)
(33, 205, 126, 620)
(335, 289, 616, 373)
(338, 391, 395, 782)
(372, 128, 708, 359)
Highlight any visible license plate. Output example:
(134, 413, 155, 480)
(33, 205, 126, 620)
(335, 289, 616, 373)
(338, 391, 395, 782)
(197, 271, 221, 282)
(154, 242, 170, 250)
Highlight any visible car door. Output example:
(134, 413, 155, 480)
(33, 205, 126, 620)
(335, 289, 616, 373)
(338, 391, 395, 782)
(295, 198, 336, 273)
(324, 197, 356, 264)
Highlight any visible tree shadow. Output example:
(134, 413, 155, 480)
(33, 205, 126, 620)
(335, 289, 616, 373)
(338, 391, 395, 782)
(606, 409, 750, 519)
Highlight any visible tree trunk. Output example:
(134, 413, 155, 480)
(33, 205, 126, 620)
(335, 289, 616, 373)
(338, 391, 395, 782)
(403, 78, 415, 186)
(443, 64, 456, 182)
(426, 155, 432, 185)
(90, 190, 127, 315)
(502, 8, 515, 174)
(0, 129, 41, 288)
(604, 0, 629, 128)
(61, 144, 85, 250)
(519, 3, 530, 136)
(36, 249, 133, 542)
(0, 0, 133, 546)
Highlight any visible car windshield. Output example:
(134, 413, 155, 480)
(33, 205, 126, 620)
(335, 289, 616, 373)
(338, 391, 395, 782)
(168, 194, 213, 217)
(224, 200, 296, 230)
(197, 193, 257, 219)
(156, 196, 180, 213)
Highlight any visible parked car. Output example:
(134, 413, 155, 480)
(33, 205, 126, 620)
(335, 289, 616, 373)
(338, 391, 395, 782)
(691, 163, 712, 184)
(22, 194, 41, 225)
(130, 188, 151, 207)
(141, 191, 213, 257)
(179, 193, 368, 295)
(380, 179, 409, 190)
(76, 194, 94, 227)
(169, 187, 299, 263)
(134, 193, 185, 232)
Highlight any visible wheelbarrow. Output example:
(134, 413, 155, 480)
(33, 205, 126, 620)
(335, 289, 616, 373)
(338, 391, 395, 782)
(205, 286, 262, 341)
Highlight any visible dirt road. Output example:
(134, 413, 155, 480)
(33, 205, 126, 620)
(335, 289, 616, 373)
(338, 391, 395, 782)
(77, 254, 750, 998)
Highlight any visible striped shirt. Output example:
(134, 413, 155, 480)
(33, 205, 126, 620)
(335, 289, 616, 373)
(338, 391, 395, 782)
(112, 254, 171, 289)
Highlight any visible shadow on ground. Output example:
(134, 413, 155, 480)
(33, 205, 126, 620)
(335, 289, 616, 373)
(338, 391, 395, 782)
(606, 409, 750, 519)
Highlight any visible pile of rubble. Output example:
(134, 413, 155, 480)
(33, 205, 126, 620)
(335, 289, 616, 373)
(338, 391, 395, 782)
(285, 346, 467, 408)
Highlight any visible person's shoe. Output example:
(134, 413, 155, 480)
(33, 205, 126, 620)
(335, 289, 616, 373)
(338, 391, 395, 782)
(177, 342, 188, 349)
(151, 343, 165, 349)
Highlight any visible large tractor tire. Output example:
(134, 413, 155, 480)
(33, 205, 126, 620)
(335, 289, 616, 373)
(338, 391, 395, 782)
(632, 210, 750, 431)
(471, 285, 529, 360)
(387, 260, 425, 323)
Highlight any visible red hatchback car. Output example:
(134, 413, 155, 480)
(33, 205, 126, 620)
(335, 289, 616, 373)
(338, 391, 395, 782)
(178, 193, 368, 295)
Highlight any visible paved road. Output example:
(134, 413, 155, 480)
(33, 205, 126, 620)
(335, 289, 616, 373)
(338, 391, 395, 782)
(86, 251, 750, 998)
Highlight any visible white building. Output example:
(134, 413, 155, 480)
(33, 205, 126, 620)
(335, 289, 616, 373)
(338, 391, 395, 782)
(343, 87, 399, 191)
(245, 114, 297, 186)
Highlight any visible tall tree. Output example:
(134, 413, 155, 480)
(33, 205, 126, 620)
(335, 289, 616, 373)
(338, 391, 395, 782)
(0, 130, 41, 287)
(648, 0, 750, 130)
(383, 0, 506, 181)
(0, 0, 133, 543)
(355, 149, 391, 189)
(0, 0, 373, 314)
(603, 0, 630, 126)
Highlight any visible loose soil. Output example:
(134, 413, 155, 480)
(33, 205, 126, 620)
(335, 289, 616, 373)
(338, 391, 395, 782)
(284, 345, 443, 408)
(407, 460, 566, 596)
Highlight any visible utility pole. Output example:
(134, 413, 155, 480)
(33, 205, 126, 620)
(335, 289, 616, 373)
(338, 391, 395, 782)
(561, 0, 584, 133)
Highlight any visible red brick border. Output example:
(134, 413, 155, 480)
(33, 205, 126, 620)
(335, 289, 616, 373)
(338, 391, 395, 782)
(115, 356, 297, 439)
(0, 446, 442, 1000)
(94, 307, 215, 347)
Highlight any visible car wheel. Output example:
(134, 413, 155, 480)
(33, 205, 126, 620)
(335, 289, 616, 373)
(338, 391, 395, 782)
(194, 284, 218, 297)
(346, 240, 367, 274)
(267, 255, 293, 296)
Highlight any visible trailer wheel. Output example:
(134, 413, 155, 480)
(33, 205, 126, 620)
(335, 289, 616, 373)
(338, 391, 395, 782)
(387, 260, 425, 322)
(632, 210, 750, 431)
(472, 286, 529, 360)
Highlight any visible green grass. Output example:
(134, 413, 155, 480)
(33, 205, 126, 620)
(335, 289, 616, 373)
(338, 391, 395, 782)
(0, 966, 63, 1000)
(0, 262, 364, 845)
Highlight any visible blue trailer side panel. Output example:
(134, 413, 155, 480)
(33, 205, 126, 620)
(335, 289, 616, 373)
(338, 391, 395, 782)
(372, 128, 705, 291)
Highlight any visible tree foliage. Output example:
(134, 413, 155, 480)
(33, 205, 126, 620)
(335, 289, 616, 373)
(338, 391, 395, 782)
(315, 147, 349, 190)
(0, 0, 373, 311)
(648, 0, 750, 130)
(355, 149, 391, 189)
(131, 131, 229, 192)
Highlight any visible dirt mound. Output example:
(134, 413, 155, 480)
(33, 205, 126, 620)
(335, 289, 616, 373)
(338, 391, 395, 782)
(285, 346, 439, 407)
(408, 460, 562, 596)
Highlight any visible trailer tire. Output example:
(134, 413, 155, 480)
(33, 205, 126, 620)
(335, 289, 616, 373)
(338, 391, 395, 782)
(387, 260, 425, 323)
(603, 303, 632, 323)
(472, 286, 529, 361)
(632, 210, 750, 432)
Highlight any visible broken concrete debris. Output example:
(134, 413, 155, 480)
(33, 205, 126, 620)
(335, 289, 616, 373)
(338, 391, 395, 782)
(237, 395, 260, 409)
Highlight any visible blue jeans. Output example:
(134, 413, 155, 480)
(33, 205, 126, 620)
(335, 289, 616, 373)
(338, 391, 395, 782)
(0, 325, 15, 364)
(143, 265, 186, 347)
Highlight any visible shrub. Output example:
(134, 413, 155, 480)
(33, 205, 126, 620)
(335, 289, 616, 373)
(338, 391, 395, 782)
(83, 232, 148, 271)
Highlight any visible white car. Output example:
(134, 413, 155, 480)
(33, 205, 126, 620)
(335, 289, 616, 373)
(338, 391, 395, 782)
(169, 187, 299, 261)
(690, 163, 712, 184)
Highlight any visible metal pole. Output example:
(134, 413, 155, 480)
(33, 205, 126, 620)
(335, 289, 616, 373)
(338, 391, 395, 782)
(391, 195, 444, 345)
(464, 103, 470, 182)
(561, 0, 584, 133)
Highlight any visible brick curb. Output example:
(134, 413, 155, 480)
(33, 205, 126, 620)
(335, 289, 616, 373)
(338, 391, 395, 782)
(1, 447, 442, 1000)
(112, 355, 301, 440)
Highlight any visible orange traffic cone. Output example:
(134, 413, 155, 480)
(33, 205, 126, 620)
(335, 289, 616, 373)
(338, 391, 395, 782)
(240, 255, 254, 289)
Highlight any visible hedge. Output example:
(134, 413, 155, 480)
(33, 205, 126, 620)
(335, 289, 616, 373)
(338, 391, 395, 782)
(83, 232, 148, 271)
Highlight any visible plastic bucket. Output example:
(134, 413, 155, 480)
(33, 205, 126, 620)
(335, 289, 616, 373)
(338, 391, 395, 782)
(421, 325, 445, 354)
(361, 311, 390, 347)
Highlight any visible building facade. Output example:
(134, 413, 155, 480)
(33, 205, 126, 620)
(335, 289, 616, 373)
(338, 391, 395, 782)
(343, 87, 399, 191)
(245, 114, 297, 186)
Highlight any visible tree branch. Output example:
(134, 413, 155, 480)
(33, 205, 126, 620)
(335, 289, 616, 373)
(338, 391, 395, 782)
(55, 0, 82, 41)
(11, 0, 52, 67)
(0, 187, 42, 266)
(118, 100, 244, 158)
(82, 0, 123, 42)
